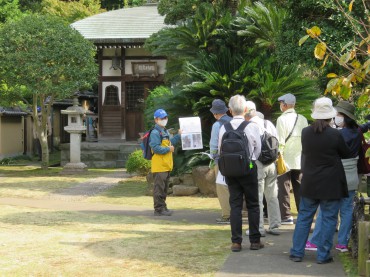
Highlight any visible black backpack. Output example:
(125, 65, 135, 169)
(258, 120, 279, 165)
(218, 121, 253, 177)
(140, 126, 163, 160)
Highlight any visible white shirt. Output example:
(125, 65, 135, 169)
(218, 116, 261, 161)
(276, 108, 308, 170)
(249, 115, 278, 138)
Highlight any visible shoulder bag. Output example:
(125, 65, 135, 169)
(277, 114, 298, 175)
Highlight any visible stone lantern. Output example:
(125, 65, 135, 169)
(61, 97, 87, 173)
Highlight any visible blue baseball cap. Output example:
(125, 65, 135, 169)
(154, 109, 168, 119)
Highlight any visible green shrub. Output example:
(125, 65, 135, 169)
(126, 150, 151, 176)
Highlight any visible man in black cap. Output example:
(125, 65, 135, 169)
(210, 99, 232, 224)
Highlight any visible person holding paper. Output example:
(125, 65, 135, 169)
(209, 99, 232, 224)
(149, 109, 181, 216)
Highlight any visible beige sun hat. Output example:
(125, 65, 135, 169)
(311, 97, 337, 120)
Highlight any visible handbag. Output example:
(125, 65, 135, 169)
(358, 130, 370, 174)
(276, 115, 298, 175)
(277, 152, 288, 175)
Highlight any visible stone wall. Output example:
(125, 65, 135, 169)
(61, 141, 140, 168)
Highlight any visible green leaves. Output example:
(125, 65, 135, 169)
(236, 1, 287, 50)
(0, 14, 97, 111)
(298, 35, 310, 46)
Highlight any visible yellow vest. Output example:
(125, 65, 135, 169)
(151, 137, 173, 173)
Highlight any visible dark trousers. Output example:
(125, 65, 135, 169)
(277, 169, 302, 220)
(226, 164, 260, 244)
(153, 171, 170, 212)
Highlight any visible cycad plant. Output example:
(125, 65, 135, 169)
(249, 56, 319, 119)
(181, 47, 258, 119)
(235, 1, 287, 50)
(145, 2, 235, 83)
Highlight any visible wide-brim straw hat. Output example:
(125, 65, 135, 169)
(311, 97, 337, 120)
(335, 101, 356, 120)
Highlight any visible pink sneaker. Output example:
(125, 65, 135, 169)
(335, 244, 348, 252)
(305, 241, 317, 251)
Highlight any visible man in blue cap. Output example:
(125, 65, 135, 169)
(149, 109, 182, 216)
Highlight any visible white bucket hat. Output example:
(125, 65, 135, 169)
(311, 97, 337, 120)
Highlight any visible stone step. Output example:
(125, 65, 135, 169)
(116, 160, 126, 168)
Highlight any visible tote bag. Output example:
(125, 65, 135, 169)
(277, 153, 288, 175)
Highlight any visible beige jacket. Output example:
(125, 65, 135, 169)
(276, 108, 308, 170)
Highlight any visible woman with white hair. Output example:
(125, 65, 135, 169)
(289, 97, 351, 264)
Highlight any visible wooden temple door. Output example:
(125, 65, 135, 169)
(125, 83, 148, 141)
(125, 82, 164, 141)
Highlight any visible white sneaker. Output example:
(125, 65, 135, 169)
(246, 229, 266, 237)
(281, 216, 294, 225)
(266, 227, 280, 235)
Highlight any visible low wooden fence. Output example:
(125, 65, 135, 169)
(352, 195, 370, 276)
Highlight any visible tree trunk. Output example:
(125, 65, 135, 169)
(260, 102, 273, 120)
(40, 133, 49, 170)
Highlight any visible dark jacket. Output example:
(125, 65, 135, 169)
(340, 128, 362, 158)
(300, 126, 351, 200)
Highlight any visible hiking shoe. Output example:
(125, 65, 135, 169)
(216, 218, 230, 224)
(250, 242, 264, 250)
(317, 257, 334, 264)
(335, 244, 349, 252)
(281, 216, 294, 225)
(154, 209, 172, 216)
(231, 243, 242, 252)
(266, 227, 280, 235)
(305, 241, 317, 251)
(289, 255, 303, 262)
(246, 229, 266, 237)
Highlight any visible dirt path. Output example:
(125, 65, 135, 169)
(44, 169, 130, 201)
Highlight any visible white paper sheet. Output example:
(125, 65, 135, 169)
(179, 117, 203, 150)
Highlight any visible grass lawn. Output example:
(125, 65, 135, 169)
(0, 205, 230, 276)
(0, 166, 230, 276)
(0, 166, 116, 198)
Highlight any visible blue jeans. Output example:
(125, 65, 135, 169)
(311, 190, 355, 246)
(290, 197, 340, 262)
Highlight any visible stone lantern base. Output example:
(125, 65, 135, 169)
(61, 162, 88, 175)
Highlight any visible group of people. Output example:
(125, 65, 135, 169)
(147, 93, 369, 264)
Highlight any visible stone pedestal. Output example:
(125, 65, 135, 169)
(61, 97, 88, 174)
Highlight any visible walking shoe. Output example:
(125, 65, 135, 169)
(246, 229, 266, 237)
(305, 241, 317, 251)
(216, 218, 230, 224)
(281, 216, 294, 225)
(231, 243, 242, 252)
(154, 209, 172, 216)
(250, 241, 264, 250)
(317, 257, 334, 264)
(266, 227, 280, 235)
(335, 244, 349, 252)
(289, 255, 303, 262)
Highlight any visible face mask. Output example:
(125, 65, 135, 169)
(279, 103, 285, 112)
(158, 119, 168, 127)
(334, 116, 344, 127)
